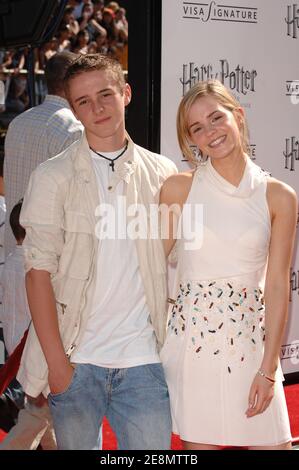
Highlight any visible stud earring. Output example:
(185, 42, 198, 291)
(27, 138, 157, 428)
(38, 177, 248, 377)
(195, 148, 208, 166)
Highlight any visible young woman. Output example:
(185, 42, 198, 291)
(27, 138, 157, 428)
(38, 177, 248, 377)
(160, 80, 297, 450)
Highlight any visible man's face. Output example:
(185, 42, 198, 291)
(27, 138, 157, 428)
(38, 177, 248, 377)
(68, 69, 131, 147)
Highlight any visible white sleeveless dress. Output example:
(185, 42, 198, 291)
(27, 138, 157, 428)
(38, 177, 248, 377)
(161, 157, 291, 446)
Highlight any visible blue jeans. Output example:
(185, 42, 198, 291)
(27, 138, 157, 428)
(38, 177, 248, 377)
(48, 363, 172, 450)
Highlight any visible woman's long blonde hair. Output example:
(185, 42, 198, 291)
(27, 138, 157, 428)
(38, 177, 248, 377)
(176, 80, 250, 165)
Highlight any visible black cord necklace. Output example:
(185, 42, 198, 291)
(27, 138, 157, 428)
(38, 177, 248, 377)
(90, 141, 128, 172)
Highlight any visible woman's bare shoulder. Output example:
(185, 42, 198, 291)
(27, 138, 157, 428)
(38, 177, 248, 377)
(267, 177, 297, 201)
(267, 177, 298, 215)
(160, 170, 195, 206)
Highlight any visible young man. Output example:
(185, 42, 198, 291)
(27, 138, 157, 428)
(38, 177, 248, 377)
(17, 54, 177, 450)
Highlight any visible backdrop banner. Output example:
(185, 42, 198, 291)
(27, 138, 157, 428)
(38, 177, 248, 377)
(161, 0, 299, 374)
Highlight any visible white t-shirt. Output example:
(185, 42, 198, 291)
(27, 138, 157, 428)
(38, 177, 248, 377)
(72, 148, 160, 368)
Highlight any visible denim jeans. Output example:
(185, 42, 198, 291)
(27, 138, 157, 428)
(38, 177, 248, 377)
(48, 363, 172, 450)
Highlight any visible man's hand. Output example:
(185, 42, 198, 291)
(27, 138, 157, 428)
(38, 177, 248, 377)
(48, 362, 75, 396)
(26, 393, 48, 407)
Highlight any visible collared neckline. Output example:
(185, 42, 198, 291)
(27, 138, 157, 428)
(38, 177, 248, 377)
(205, 156, 268, 198)
(73, 132, 137, 188)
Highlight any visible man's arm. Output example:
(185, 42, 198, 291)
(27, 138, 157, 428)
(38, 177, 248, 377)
(26, 269, 74, 395)
(20, 163, 74, 395)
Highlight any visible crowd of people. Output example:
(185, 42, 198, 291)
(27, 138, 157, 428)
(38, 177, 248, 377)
(0, 0, 128, 114)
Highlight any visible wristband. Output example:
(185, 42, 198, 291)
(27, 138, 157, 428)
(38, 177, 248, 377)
(257, 369, 276, 383)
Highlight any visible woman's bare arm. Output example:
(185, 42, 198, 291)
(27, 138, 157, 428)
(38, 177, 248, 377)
(159, 172, 194, 258)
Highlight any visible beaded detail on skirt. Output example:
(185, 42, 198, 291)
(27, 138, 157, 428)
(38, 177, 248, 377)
(167, 279, 266, 374)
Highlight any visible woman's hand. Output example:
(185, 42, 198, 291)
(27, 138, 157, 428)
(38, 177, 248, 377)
(246, 373, 275, 418)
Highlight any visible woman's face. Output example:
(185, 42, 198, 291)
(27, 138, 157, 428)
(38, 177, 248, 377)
(187, 95, 244, 161)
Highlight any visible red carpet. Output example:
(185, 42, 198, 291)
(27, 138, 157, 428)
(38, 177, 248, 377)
(0, 384, 298, 449)
(0, 429, 7, 442)
(285, 384, 299, 441)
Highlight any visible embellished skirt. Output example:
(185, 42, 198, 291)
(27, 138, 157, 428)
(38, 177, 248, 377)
(160, 278, 291, 446)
